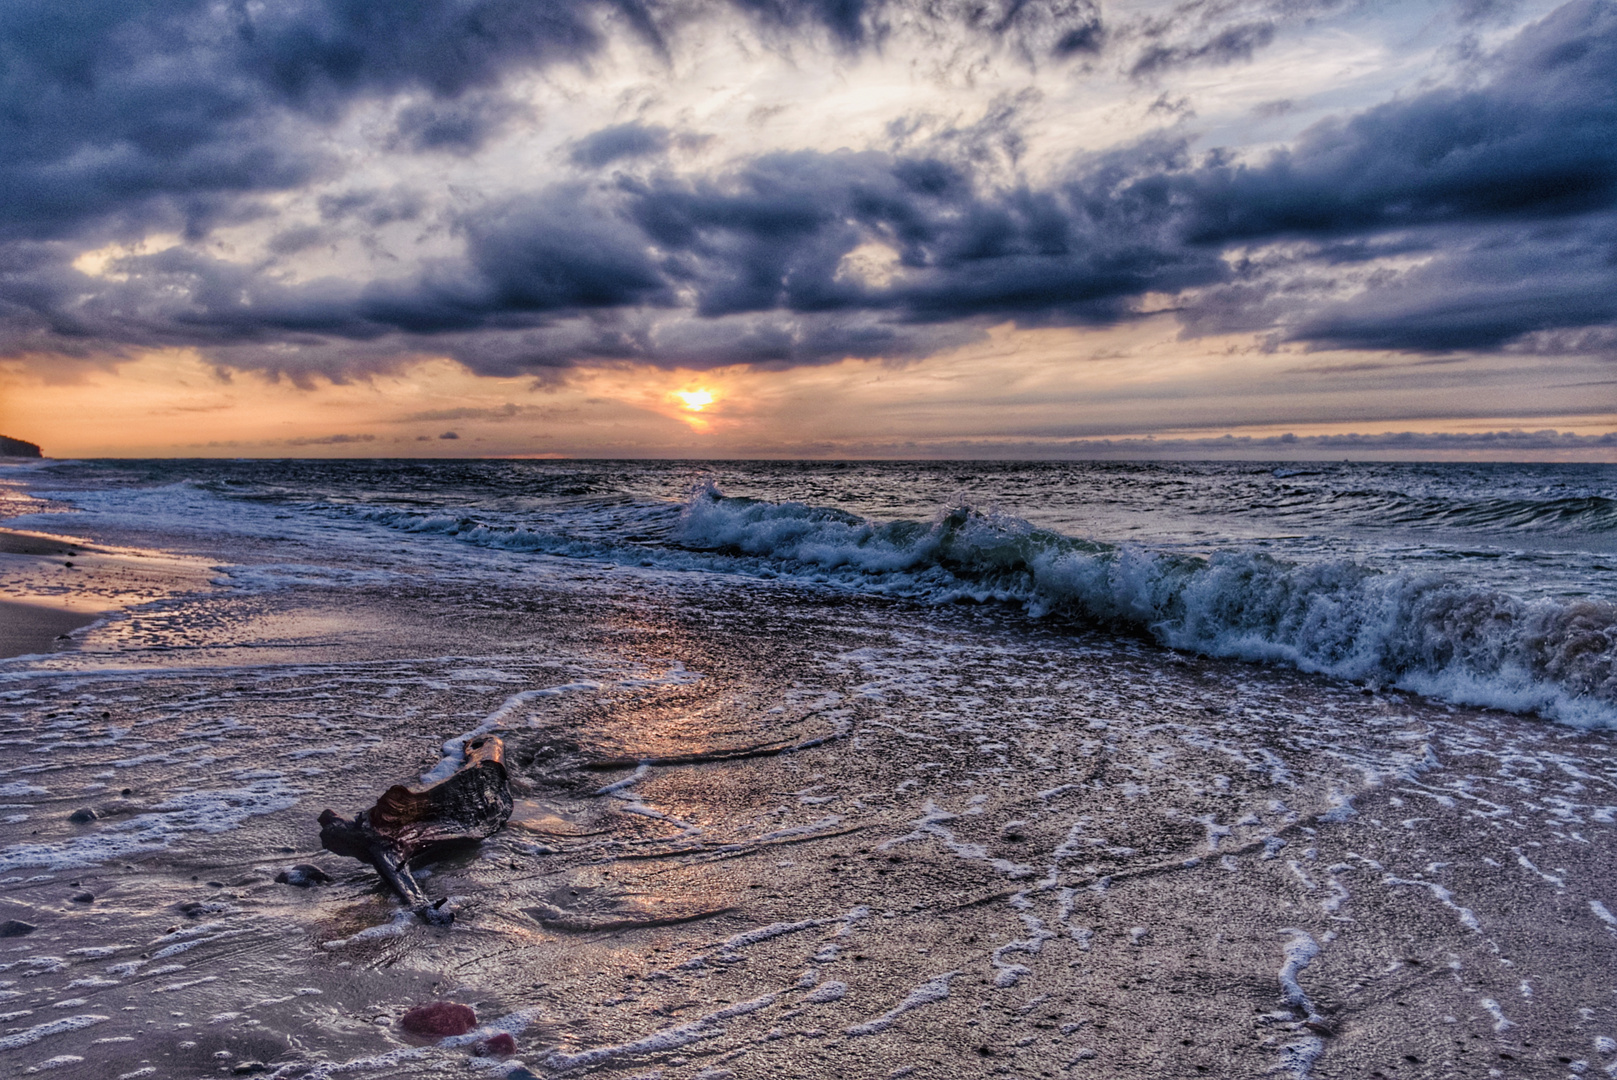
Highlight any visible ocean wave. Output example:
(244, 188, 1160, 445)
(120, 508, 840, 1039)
(1375, 494, 1617, 532)
(17, 467, 1613, 727)
(674, 486, 1617, 728)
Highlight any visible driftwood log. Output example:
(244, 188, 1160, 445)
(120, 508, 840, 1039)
(318, 735, 513, 924)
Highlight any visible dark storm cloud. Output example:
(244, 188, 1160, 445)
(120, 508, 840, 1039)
(391, 93, 530, 155)
(1283, 220, 1617, 351)
(2, 0, 1616, 376)
(570, 123, 674, 168)
(0, 0, 591, 244)
(1099, 428, 1617, 453)
(610, 143, 1222, 324)
(285, 432, 376, 445)
(1169, 0, 1617, 351)
(945, 428, 1617, 458)
(317, 187, 427, 227)
(0, 0, 1115, 248)
(1118, 0, 1350, 79)
(1129, 21, 1277, 77)
(1177, 4, 1617, 243)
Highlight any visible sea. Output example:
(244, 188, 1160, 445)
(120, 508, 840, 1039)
(0, 457, 1613, 1078)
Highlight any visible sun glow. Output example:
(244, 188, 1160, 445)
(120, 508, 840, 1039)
(674, 389, 715, 411)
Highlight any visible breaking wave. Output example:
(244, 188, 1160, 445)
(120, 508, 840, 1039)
(674, 486, 1617, 728)
(13, 463, 1616, 729)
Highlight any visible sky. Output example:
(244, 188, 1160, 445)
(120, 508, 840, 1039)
(0, 0, 1614, 459)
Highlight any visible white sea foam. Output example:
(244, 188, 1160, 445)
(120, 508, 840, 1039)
(845, 972, 959, 1036)
(17, 465, 1614, 729)
(541, 994, 777, 1073)
(0, 1015, 108, 1052)
(0, 779, 297, 873)
(675, 490, 1617, 728)
(1277, 930, 1321, 1014)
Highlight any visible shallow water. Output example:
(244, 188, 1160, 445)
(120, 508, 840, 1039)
(0, 460, 1614, 1078)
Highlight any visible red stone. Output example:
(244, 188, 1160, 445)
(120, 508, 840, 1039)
(472, 1033, 517, 1057)
(400, 1002, 478, 1038)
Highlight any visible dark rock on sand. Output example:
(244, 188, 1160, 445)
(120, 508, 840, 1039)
(0, 919, 36, 937)
(68, 807, 98, 823)
(70, 891, 95, 903)
(177, 900, 233, 918)
(472, 1033, 517, 1057)
(231, 1062, 269, 1075)
(400, 1002, 478, 1038)
(319, 735, 512, 924)
(275, 864, 333, 887)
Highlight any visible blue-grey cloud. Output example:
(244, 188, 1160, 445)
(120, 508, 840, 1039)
(0, 0, 1615, 378)
(570, 123, 674, 168)
(391, 93, 530, 155)
(1041, 428, 1617, 456)
(859, 428, 1617, 459)
(1130, 21, 1276, 77)
(0, 0, 1117, 247)
(286, 432, 377, 445)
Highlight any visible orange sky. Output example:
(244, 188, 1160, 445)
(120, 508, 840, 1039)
(6, 320, 1613, 460)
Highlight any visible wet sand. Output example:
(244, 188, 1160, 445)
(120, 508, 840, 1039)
(0, 529, 100, 657)
(0, 527, 1613, 1079)
(0, 529, 85, 558)
(0, 526, 217, 663)
(0, 599, 97, 659)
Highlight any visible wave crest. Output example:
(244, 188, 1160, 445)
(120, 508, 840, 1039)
(677, 487, 1617, 727)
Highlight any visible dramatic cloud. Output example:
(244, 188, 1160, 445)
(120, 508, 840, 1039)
(570, 123, 674, 167)
(1, 0, 1614, 386)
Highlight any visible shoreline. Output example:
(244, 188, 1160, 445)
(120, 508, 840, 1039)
(0, 525, 220, 664)
(0, 528, 101, 658)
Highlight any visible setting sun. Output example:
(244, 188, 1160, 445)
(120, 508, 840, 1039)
(674, 389, 715, 411)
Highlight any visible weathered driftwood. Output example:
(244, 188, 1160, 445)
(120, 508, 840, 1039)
(318, 735, 513, 925)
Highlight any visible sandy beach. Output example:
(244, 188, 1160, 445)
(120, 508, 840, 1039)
(0, 454, 1611, 1080)
(0, 505, 1612, 1080)
(0, 599, 96, 660)
(0, 529, 99, 657)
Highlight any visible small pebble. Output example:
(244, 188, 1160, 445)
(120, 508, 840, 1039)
(400, 1002, 478, 1038)
(0, 919, 36, 938)
(231, 1063, 269, 1076)
(275, 865, 333, 888)
(178, 900, 230, 918)
(68, 808, 98, 824)
(71, 891, 95, 904)
(473, 1033, 517, 1057)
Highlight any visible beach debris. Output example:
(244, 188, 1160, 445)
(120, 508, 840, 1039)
(317, 735, 513, 925)
(400, 1002, 478, 1038)
(0, 919, 36, 937)
(473, 1033, 518, 1057)
(275, 864, 333, 888)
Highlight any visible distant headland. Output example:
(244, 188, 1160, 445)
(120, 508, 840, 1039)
(0, 435, 42, 458)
